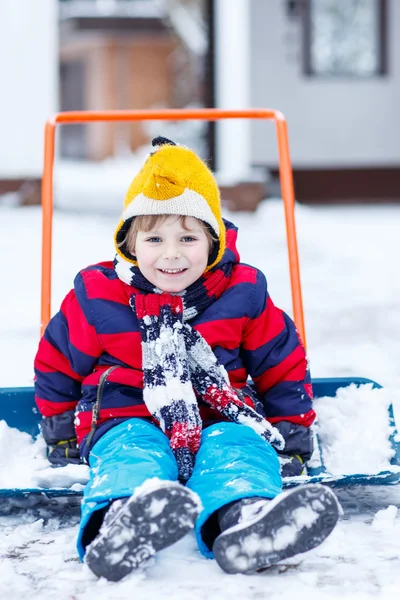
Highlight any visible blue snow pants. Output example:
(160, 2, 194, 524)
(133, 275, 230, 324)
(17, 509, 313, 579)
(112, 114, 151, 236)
(77, 419, 282, 560)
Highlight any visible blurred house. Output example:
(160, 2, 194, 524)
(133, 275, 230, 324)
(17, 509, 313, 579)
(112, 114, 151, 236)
(1, 0, 399, 208)
(0, 0, 58, 205)
(59, 0, 208, 160)
(0, 0, 208, 205)
(248, 0, 400, 203)
(55, 0, 400, 205)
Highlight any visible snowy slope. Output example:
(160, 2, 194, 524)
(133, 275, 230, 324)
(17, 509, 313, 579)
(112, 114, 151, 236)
(1, 200, 400, 599)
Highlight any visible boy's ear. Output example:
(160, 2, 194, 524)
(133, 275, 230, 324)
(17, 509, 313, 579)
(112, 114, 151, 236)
(126, 240, 136, 259)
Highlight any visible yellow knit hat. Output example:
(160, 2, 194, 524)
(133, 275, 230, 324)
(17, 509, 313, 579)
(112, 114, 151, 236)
(114, 137, 225, 271)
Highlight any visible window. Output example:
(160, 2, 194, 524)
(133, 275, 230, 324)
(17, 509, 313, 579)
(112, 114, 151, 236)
(303, 0, 387, 77)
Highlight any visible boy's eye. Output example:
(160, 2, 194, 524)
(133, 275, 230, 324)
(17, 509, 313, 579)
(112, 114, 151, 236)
(182, 236, 197, 242)
(146, 237, 162, 243)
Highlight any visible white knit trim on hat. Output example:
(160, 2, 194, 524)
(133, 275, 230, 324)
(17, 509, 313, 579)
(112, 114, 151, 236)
(123, 188, 220, 236)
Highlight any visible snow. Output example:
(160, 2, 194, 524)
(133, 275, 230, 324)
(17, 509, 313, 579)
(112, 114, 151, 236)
(0, 419, 90, 489)
(0, 421, 47, 487)
(1, 197, 400, 597)
(314, 384, 397, 475)
(292, 505, 320, 529)
(371, 505, 398, 532)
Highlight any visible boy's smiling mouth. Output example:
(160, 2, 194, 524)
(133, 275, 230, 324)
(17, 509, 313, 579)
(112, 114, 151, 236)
(158, 268, 188, 275)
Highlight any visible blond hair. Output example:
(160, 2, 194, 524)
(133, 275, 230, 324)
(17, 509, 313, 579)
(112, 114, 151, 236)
(119, 215, 217, 256)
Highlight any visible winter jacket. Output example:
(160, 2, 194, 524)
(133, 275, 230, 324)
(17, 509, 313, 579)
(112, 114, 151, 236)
(34, 222, 315, 460)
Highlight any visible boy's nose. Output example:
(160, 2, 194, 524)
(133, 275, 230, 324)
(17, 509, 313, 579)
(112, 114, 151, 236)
(163, 246, 181, 260)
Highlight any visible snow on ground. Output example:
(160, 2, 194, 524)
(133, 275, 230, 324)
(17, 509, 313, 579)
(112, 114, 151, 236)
(1, 198, 400, 598)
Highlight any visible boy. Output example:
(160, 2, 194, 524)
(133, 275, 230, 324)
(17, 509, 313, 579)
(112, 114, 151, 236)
(34, 137, 339, 582)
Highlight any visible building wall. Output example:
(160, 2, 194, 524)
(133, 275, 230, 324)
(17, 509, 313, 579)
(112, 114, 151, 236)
(0, 0, 58, 179)
(60, 34, 179, 160)
(250, 0, 400, 169)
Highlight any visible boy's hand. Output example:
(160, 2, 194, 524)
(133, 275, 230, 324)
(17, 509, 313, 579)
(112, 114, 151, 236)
(47, 438, 82, 466)
(273, 421, 314, 460)
(40, 410, 82, 466)
(273, 421, 312, 476)
(278, 454, 306, 477)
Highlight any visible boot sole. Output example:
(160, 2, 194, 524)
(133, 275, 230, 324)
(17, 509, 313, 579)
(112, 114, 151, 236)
(85, 481, 201, 581)
(213, 484, 340, 574)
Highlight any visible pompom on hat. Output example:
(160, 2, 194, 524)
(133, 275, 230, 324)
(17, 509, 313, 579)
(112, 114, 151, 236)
(114, 136, 226, 271)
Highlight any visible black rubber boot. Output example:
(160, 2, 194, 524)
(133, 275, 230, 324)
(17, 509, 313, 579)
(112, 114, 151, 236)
(85, 480, 202, 582)
(213, 484, 340, 574)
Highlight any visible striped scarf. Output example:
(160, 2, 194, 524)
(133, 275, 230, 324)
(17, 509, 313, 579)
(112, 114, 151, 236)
(115, 256, 285, 479)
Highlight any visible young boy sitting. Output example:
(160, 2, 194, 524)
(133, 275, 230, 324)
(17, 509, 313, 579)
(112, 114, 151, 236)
(34, 136, 339, 582)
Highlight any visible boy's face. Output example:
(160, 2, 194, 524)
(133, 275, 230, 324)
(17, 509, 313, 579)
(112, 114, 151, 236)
(134, 215, 210, 292)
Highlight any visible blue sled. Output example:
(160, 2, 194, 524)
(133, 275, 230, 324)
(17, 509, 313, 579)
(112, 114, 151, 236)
(0, 377, 399, 499)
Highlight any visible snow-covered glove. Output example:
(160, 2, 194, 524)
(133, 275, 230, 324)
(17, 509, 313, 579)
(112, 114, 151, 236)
(40, 410, 82, 466)
(278, 454, 306, 477)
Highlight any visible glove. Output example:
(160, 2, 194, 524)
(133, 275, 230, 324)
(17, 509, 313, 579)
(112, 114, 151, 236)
(273, 421, 314, 460)
(40, 410, 82, 466)
(47, 437, 82, 466)
(273, 421, 312, 476)
(279, 454, 306, 477)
